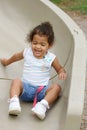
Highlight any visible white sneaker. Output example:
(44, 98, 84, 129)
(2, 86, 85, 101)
(9, 96, 21, 115)
(31, 102, 47, 120)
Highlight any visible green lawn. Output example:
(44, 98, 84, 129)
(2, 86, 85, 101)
(50, 0, 87, 14)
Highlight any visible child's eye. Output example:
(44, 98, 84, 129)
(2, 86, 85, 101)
(41, 43, 46, 46)
(32, 42, 37, 45)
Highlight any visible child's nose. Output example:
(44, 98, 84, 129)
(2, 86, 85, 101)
(36, 44, 41, 48)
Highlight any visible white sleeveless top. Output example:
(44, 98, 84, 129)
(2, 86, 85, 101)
(22, 47, 56, 86)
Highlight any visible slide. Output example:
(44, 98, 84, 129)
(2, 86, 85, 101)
(0, 0, 87, 130)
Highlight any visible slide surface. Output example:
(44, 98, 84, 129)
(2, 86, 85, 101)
(0, 0, 87, 130)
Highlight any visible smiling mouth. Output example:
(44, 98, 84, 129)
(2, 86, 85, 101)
(34, 49, 42, 54)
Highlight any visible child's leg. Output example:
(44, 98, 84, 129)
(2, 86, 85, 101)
(10, 78, 23, 98)
(9, 78, 23, 115)
(44, 83, 61, 105)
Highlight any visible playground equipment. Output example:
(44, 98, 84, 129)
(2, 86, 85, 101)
(0, 0, 87, 130)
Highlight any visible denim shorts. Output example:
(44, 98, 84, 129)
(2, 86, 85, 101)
(20, 82, 48, 102)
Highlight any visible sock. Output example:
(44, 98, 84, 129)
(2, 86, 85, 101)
(10, 95, 19, 102)
(40, 99, 50, 109)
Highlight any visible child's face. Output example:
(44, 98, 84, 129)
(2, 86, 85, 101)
(31, 34, 50, 59)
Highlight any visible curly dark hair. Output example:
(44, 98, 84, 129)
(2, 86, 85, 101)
(27, 22, 55, 46)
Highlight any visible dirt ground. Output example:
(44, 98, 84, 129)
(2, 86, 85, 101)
(66, 11, 87, 130)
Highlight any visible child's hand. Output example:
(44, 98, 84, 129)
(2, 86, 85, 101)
(58, 71, 67, 80)
(0, 58, 8, 66)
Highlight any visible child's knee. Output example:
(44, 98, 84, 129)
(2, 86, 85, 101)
(54, 84, 61, 93)
(11, 78, 22, 86)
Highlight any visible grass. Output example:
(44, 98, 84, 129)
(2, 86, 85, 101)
(50, 0, 87, 14)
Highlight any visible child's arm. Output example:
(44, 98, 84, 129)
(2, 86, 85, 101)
(0, 51, 24, 66)
(52, 57, 67, 80)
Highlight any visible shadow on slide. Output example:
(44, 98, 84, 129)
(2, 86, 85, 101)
(0, 0, 87, 130)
